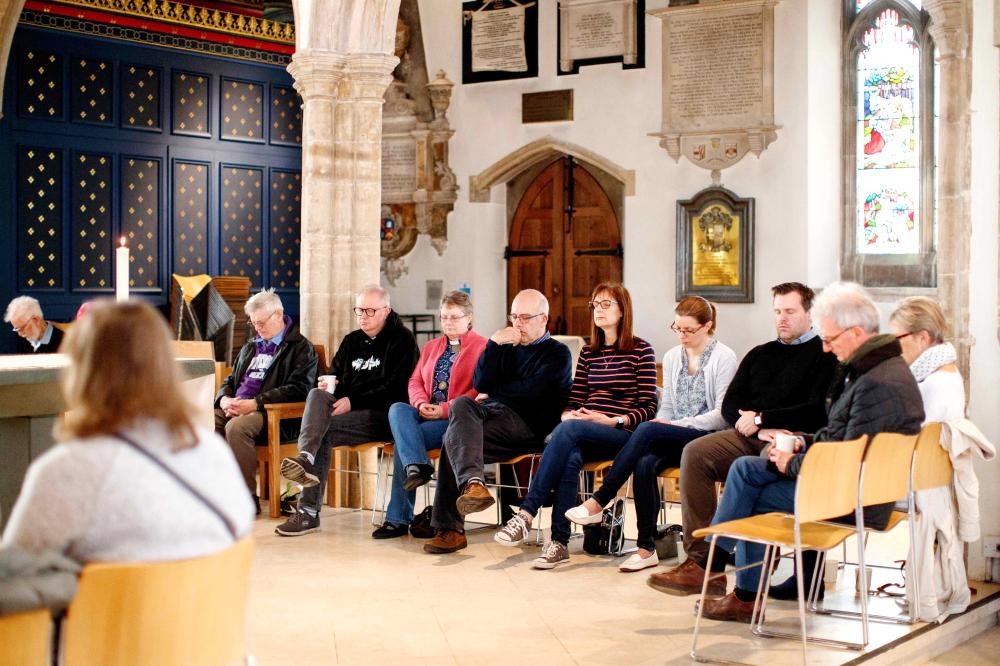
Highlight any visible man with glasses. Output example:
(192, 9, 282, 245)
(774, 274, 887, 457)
(423, 289, 573, 554)
(277, 284, 419, 536)
(647, 282, 838, 598)
(215, 289, 318, 507)
(4, 296, 64, 353)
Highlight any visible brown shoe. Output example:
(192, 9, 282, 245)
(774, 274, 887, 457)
(455, 481, 495, 517)
(423, 529, 468, 554)
(698, 591, 760, 624)
(647, 558, 727, 597)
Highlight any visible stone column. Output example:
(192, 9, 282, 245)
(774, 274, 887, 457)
(925, 0, 973, 381)
(288, 51, 397, 355)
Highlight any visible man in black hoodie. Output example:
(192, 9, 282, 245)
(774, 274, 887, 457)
(276, 284, 419, 536)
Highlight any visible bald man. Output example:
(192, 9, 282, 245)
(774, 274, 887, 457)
(424, 289, 573, 554)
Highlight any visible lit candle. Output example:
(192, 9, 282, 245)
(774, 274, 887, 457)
(115, 237, 130, 302)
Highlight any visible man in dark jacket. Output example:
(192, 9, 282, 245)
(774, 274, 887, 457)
(5, 296, 65, 354)
(649, 282, 837, 596)
(699, 281, 925, 623)
(277, 284, 419, 536)
(215, 289, 318, 504)
(423, 289, 573, 555)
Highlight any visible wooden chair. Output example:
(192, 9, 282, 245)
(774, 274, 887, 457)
(691, 436, 869, 662)
(325, 440, 392, 520)
(257, 345, 326, 518)
(812, 427, 938, 624)
(61, 538, 254, 666)
(0, 608, 51, 666)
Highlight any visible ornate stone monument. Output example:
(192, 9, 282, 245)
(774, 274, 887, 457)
(649, 0, 780, 181)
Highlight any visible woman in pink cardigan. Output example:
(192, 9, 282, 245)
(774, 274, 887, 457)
(372, 290, 488, 539)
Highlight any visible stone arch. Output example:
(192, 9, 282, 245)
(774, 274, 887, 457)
(468, 136, 636, 203)
(292, 0, 401, 53)
(0, 0, 27, 116)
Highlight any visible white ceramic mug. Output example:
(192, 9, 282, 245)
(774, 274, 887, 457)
(774, 433, 798, 453)
(318, 374, 337, 393)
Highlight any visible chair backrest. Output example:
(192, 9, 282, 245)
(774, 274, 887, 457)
(913, 422, 952, 491)
(0, 608, 50, 666)
(314, 343, 328, 375)
(794, 436, 868, 524)
(552, 335, 585, 370)
(860, 432, 919, 507)
(171, 339, 215, 359)
(62, 538, 254, 666)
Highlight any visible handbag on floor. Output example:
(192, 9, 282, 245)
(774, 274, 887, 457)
(582, 499, 624, 555)
(409, 506, 434, 539)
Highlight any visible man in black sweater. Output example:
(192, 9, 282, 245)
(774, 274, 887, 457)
(424, 289, 573, 554)
(276, 284, 419, 536)
(648, 282, 837, 595)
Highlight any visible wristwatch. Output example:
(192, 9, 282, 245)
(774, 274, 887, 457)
(753, 414, 763, 426)
(614, 416, 626, 429)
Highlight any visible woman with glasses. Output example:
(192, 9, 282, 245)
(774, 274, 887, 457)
(565, 295, 738, 572)
(493, 282, 658, 570)
(371, 290, 488, 539)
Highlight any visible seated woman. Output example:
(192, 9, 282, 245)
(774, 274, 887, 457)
(889, 296, 965, 422)
(371, 290, 487, 539)
(492, 282, 658, 569)
(565, 296, 738, 572)
(2, 300, 254, 562)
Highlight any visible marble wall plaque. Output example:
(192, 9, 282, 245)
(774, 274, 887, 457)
(382, 135, 417, 201)
(649, 0, 780, 172)
(471, 5, 528, 72)
(559, 0, 639, 73)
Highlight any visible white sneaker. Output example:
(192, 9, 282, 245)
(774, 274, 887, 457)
(494, 513, 530, 546)
(565, 504, 603, 526)
(619, 550, 659, 572)
(532, 541, 570, 569)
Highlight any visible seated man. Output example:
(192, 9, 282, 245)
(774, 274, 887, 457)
(648, 282, 838, 596)
(215, 289, 318, 507)
(277, 284, 419, 536)
(699, 281, 925, 623)
(4, 296, 64, 353)
(423, 289, 573, 556)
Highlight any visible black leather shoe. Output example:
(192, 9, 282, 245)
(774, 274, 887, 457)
(768, 576, 826, 601)
(371, 521, 409, 539)
(402, 464, 434, 492)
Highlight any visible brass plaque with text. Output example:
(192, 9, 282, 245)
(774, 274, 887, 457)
(522, 90, 573, 124)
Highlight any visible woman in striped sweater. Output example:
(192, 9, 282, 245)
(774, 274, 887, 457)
(493, 282, 658, 569)
(565, 295, 738, 572)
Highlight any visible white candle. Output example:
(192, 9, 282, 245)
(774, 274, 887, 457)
(115, 237, 130, 302)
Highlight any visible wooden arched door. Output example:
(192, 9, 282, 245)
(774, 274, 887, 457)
(506, 157, 622, 337)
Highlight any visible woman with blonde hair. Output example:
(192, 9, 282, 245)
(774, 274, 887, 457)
(2, 300, 253, 561)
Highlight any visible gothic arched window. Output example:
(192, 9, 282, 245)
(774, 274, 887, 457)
(844, 0, 936, 287)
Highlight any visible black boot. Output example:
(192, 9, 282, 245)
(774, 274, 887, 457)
(769, 550, 825, 601)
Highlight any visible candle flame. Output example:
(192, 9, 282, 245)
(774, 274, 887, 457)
(119, 236, 127, 247)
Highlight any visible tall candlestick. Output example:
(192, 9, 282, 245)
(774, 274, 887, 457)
(115, 237, 130, 302)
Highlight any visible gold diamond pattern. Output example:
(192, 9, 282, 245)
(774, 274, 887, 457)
(269, 170, 301, 288)
(172, 162, 208, 274)
(17, 146, 62, 289)
(222, 79, 263, 141)
(122, 158, 160, 287)
(71, 153, 113, 288)
(71, 56, 112, 124)
(18, 49, 62, 119)
(270, 85, 302, 145)
(122, 63, 160, 129)
(220, 166, 262, 284)
(173, 72, 209, 135)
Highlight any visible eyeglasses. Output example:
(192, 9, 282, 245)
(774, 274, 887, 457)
(895, 332, 912, 340)
(508, 313, 545, 324)
(249, 311, 278, 328)
(820, 328, 850, 345)
(670, 322, 707, 335)
(439, 313, 469, 321)
(589, 299, 619, 310)
(354, 306, 387, 317)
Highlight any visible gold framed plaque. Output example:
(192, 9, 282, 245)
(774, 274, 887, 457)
(676, 187, 754, 303)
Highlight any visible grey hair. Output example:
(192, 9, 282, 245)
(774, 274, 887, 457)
(4, 295, 43, 323)
(812, 281, 880, 334)
(440, 290, 473, 316)
(245, 288, 283, 316)
(356, 284, 390, 307)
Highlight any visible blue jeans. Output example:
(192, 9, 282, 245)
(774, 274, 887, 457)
(708, 455, 794, 592)
(385, 402, 448, 525)
(591, 421, 709, 551)
(519, 419, 630, 546)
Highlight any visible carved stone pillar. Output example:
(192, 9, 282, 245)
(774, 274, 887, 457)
(288, 51, 398, 354)
(924, 0, 973, 381)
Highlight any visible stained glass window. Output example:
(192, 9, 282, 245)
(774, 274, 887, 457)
(845, 0, 935, 290)
(856, 8, 920, 254)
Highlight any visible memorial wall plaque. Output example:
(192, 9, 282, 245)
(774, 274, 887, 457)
(462, 0, 539, 84)
(558, 0, 643, 75)
(649, 0, 780, 172)
(522, 90, 574, 123)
